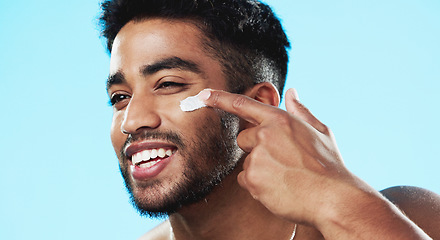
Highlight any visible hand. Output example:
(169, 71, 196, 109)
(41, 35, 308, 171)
(200, 88, 349, 222)
(199, 88, 432, 239)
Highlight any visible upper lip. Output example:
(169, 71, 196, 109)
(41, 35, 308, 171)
(124, 141, 177, 158)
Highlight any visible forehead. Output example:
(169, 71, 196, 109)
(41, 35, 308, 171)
(109, 18, 217, 75)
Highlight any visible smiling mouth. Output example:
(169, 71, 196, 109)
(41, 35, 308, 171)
(131, 148, 176, 168)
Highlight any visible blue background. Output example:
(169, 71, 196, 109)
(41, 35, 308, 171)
(1, 0, 439, 239)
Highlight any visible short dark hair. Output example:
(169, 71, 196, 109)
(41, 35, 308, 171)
(99, 0, 290, 95)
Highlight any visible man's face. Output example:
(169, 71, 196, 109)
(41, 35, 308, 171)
(107, 18, 242, 217)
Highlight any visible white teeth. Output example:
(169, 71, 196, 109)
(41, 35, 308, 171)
(132, 151, 144, 165)
(141, 150, 150, 161)
(150, 149, 158, 159)
(165, 149, 172, 157)
(131, 148, 175, 166)
(158, 148, 166, 158)
(139, 159, 160, 168)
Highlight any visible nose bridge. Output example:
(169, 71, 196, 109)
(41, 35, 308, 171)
(121, 93, 161, 134)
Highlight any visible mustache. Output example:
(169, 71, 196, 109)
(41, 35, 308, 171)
(119, 130, 185, 159)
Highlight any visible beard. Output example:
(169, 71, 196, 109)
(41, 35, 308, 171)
(117, 110, 243, 218)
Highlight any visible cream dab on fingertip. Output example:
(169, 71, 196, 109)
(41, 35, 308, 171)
(180, 91, 207, 112)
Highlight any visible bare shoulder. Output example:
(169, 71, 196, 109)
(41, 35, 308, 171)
(381, 185, 440, 239)
(138, 220, 171, 240)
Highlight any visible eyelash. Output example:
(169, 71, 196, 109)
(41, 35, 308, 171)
(157, 81, 186, 89)
(108, 81, 187, 107)
(108, 93, 130, 106)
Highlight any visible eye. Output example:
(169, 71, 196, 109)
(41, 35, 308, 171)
(154, 79, 189, 94)
(108, 93, 131, 107)
(157, 81, 186, 89)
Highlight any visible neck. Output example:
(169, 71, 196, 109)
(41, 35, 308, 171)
(168, 163, 296, 240)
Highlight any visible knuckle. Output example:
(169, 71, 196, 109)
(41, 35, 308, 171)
(256, 127, 272, 142)
(237, 172, 247, 187)
(211, 91, 221, 107)
(232, 95, 247, 109)
(249, 146, 263, 158)
(244, 168, 260, 189)
(248, 147, 270, 166)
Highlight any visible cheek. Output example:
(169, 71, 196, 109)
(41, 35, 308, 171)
(158, 96, 194, 125)
(160, 106, 213, 145)
(162, 102, 206, 125)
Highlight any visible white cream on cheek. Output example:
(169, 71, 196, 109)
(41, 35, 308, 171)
(180, 91, 207, 112)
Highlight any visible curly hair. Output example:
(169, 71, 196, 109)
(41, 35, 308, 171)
(99, 0, 290, 95)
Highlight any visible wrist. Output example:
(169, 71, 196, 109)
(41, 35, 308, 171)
(315, 179, 430, 239)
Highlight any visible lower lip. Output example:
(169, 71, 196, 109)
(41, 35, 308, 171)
(130, 155, 173, 181)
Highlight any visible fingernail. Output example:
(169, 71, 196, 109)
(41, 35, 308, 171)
(291, 88, 299, 101)
(198, 89, 212, 102)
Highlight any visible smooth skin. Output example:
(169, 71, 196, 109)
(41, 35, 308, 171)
(111, 19, 300, 240)
(108, 18, 440, 240)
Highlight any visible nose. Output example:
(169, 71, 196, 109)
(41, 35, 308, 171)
(120, 94, 161, 134)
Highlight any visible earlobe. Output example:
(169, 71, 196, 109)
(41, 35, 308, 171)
(245, 82, 280, 107)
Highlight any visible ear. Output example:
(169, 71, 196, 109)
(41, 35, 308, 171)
(244, 82, 280, 107)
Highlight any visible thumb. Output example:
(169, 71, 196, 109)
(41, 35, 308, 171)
(284, 88, 329, 135)
(285, 88, 299, 114)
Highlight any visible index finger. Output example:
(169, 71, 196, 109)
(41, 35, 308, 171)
(198, 89, 279, 125)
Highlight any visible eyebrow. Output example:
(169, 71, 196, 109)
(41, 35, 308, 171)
(106, 72, 125, 92)
(106, 57, 202, 91)
(140, 57, 202, 76)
